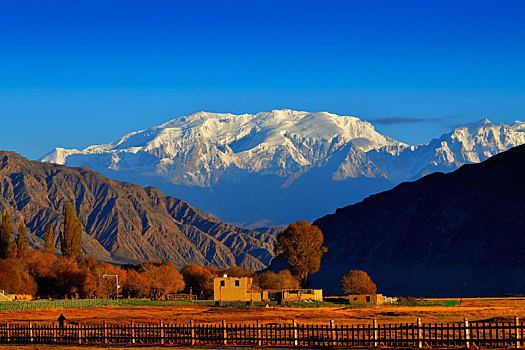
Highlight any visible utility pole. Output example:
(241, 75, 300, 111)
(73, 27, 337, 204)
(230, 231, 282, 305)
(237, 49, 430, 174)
(460, 281, 467, 305)
(103, 274, 120, 301)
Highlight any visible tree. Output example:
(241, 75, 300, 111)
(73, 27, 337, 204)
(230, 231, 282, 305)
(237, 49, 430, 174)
(143, 260, 185, 300)
(341, 270, 377, 295)
(181, 264, 220, 299)
(0, 210, 16, 259)
(60, 202, 84, 264)
(257, 270, 300, 290)
(43, 225, 54, 254)
(221, 266, 256, 278)
(274, 220, 327, 288)
(16, 223, 30, 257)
(0, 259, 36, 294)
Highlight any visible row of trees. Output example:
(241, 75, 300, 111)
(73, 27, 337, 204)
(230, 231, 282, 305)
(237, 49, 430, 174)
(1, 205, 376, 298)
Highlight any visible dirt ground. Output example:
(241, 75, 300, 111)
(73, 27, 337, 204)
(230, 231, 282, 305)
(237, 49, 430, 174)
(1, 297, 524, 326)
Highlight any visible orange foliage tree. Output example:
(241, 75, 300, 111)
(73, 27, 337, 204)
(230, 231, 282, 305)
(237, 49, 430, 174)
(341, 270, 377, 295)
(275, 220, 327, 287)
(257, 269, 299, 290)
(181, 263, 220, 299)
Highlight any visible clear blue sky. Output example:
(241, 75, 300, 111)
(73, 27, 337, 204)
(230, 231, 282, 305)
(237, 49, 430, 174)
(1, 0, 524, 160)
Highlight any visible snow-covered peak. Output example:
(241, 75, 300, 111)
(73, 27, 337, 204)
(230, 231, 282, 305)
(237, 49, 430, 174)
(41, 110, 402, 186)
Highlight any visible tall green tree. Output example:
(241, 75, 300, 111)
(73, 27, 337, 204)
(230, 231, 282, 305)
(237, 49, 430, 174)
(60, 202, 84, 264)
(16, 223, 30, 257)
(0, 210, 16, 259)
(43, 225, 54, 254)
(274, 220, 327, 288)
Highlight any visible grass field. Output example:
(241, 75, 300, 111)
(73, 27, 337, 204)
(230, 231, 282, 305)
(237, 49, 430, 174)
(0, 297, 524, 326)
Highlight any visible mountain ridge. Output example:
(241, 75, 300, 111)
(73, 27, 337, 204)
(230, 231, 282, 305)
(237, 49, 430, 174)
(311, 143, 525, 297)
(0, 151, 274, 270)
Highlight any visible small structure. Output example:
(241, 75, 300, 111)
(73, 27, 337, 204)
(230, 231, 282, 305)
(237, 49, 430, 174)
(11, 294, 33, 301)
(0, 290, 12, 302)
(348, 294, 383, 305)
(214, 275, 269, 302)
(280, 289, 323, 302)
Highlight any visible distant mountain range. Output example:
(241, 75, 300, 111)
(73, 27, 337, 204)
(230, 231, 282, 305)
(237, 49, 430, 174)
(311, 144, 525, 297)
(0, 151, 274, 270)
(41, 110, 525, 226)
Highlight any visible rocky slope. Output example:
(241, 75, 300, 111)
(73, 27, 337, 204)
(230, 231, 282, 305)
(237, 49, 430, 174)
(41, 110, 525, 225)
(0, 151, 274, 269)
(312, 144, 525, 297)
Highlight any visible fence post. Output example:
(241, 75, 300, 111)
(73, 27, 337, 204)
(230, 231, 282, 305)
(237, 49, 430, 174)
(330, 320, 336, 347)
(417, 318, 422, 349)
(516, 317, 521, 349)
(222, 320, 227, 345)
(190, 320, 195, 346)
(131, 320, 135, 344)
(373, 319, 378, 347)
(6, 322, 9, 343)
(464, 318, 470, 349)
(53, 323, 57, 343)
(159, 320, 164, 345)
(104, 321, 108, 344)
(257, 320, 262, 347)
(78, 322, 82, 344)
(29, 322, 33, 343)
(293, 319, 298, 347)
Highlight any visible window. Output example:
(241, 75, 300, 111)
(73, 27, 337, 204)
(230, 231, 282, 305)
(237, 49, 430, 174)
(353, 297, 358, 301)
(235, 280, 240, 287)
(366, 296, 371, 302)
(220, 280, 225, 287)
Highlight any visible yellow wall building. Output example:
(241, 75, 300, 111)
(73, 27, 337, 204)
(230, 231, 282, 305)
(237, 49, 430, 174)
(214, 276, 269, 302)
(281, 289, 323, 302)
(348, 294, 383, 305)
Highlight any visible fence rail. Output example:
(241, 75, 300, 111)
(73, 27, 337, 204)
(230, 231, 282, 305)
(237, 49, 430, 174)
(0, 317, 522, 348)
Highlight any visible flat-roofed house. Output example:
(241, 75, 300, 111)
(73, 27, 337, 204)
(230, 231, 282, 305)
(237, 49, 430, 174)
(214, 276, 269, 302)
(348, 294, 383, 305)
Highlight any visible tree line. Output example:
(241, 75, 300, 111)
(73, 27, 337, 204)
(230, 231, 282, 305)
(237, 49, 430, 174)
(0, 205, 375, 299)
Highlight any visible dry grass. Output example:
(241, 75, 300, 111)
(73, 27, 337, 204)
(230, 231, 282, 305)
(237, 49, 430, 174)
(0, 297, 524, 326)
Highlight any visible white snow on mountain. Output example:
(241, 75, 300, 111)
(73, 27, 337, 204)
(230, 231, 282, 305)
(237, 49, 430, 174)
(41, 109, 401, 187)
(40, 110, 525, 225)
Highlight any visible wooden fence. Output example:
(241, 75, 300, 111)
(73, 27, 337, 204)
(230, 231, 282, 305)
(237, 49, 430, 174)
(0, 318, 522, 348)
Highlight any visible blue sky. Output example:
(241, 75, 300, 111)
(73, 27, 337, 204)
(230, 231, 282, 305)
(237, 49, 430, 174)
(1, 0, 524, 159)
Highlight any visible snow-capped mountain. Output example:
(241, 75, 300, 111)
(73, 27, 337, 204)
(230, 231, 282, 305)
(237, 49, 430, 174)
(41, 110, 525, 226)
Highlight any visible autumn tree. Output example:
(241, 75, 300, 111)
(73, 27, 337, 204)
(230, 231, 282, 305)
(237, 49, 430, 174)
(142, 260, 185, 300)
(221, 266, 256, 278)
(60, 202, 84, 264)
(274, 220, 327, 288)
(0, 210, 16, 259)
(43, 225, 54, 254)
(257, 269, 299, 290)
(0, 259, 36, 294)
(181, 264, 220, 299)
(341, 270, 377, 295)
(16, 223, 30, 257)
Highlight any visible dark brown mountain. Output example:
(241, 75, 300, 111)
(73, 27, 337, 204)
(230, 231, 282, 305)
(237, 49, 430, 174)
(0, 151, 274, 270)
(311, 144, 525, 297)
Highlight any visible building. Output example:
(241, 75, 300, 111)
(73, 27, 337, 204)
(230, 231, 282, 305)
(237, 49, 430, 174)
(280, 289, 323, 302)
(0, 290, 12, 302)
(348, 294, 383, 305)
(214, 276, 269, 302)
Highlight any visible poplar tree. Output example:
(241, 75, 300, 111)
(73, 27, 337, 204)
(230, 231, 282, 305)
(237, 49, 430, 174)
(43, 225, 54, 254)
(0, 210, 16, 259)
(274, 220, 327, 288)
(16, 223, 30, 257)
(60, 202, 84, 264)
